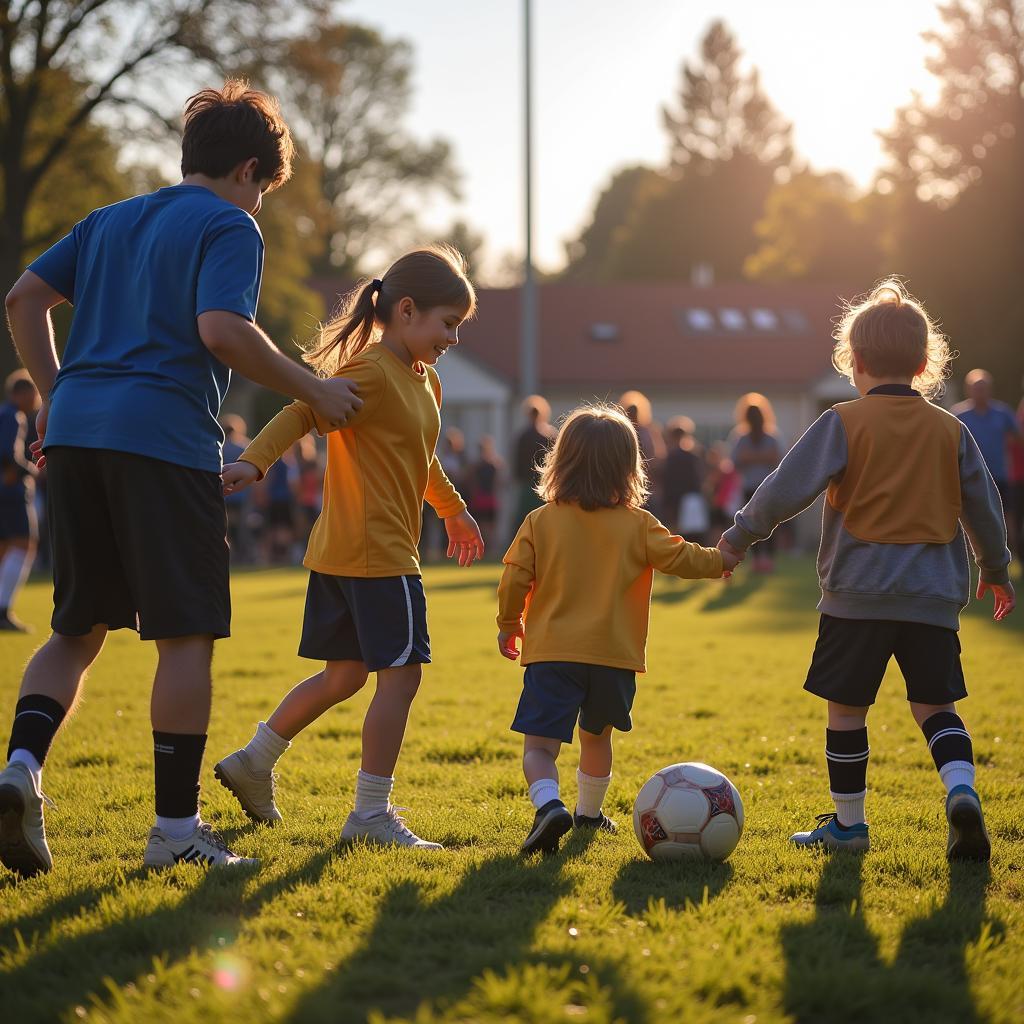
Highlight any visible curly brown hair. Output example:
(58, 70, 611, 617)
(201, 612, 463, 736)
(832, 279, 952, 399)
(181, 79, 294, 191)
(536, 404, 649, 511)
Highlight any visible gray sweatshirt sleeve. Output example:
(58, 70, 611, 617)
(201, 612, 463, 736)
(958, 426, 1011, 585)
(723, 410, 847, 550)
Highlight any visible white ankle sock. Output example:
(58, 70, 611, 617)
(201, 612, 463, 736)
(831, 789, 866, 827)
(576, 770, 611, 818)
(354, 769, 394, 818)
(939, 760, 975, 794)
(528, 778, 559, 810)
(0, 547, 30, 609)
(9, 748, 42, 789)
(243, 721, 290, 773)
(156, 813, 200, 841)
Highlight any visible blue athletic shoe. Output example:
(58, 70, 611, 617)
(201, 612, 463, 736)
(945, 785, 991, 862)
(790, 812, 869, 852)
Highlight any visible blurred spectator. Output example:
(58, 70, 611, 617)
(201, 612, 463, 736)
(619, 389, 664, 513)
(952, 369, 1021, 545)
(511, 395, 556, 537)
(260, 444, 298, 564)
(466, 434, 505, 553)
(661, 416, 708, 541)
(221, 414, 255, 564)
(731, 393, 783, 572)
(294, 435, 323, 545)
(1008, 395, 1024, 560)
(425, 427, 468, 561)
(0, 371, 40, 630)
(707, 442, 741, 535)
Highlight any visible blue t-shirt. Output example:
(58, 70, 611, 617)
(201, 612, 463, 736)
(28, 185, 264, 473)
(953, 400, 1018, 483)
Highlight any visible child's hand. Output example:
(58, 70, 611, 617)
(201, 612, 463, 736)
(497, 629, 522, 660)
(222, 460, 260, 496)
(444, 509, 485, 567)
(977, 579, 1016, 621)
(717, 536, 745, 576)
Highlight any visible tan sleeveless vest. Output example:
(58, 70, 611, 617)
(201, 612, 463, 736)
(827, 396, 962, 544)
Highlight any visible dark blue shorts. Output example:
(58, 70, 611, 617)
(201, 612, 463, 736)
(298, 571, 430, 671)
(0, 492, 36, 541)
(511, 661, 636, 743)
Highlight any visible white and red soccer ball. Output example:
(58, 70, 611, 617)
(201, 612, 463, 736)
(632, 762, 744, 861)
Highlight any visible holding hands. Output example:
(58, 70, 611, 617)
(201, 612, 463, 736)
(222, 460, 261, 496)
(444, 509, 485, 567)
(716, 536, 745, 576)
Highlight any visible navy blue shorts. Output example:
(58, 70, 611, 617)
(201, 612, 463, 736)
(511, 661, 636, 743)
(298, 571, 430, 671)
(804, 614, 967, 706)
(0, 492, 36, 541)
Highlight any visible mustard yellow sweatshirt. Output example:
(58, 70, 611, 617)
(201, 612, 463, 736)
(241, 344, 465, 577)
(497, 502, 724, 672)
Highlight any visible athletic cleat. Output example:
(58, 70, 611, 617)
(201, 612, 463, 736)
(945, 785, 991, 863)
(143, 822, 259, 869)
(790, 812, 870, 852)
(0, 610, 30, 633)
(214, 749, 282, 825)
(0, 760, 53, 877)
(574, 810, 617, 834)
(340, 806, 443, 850)
(521, 799, 573, 855)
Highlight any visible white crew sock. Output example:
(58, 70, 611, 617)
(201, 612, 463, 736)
(242, 721, 290, 774)
(830, 789, 867, 827)
(9, 748, 42, 789)
(939, 760, 976, 794)
(528, 778, 560, 810)
(0, 547, 31, 608)
(576, 770, 611, 818)
(354, 769, 394, 818)
(156, 813, 201, 841)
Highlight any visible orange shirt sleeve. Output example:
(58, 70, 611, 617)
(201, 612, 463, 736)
(644, 513, 724, 579)
(497, 515, 536, 631)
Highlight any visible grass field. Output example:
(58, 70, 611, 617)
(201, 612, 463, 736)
(1, 558, 1022, 1024)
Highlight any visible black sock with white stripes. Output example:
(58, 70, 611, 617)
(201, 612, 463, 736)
(921, 711, 975, 794)
(826, 727, 869, 827)
(7, 695, 67, 765)
(153, 731, 207, 818)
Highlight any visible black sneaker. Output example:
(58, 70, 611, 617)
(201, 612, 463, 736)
(0, 610, 29, 633)
(574, 811, 617, 833)
(521, 799, 573, 855)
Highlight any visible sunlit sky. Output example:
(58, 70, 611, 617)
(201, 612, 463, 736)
(336, 0, 944, 276)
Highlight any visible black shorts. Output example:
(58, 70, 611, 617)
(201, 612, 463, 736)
(804, 614, 967, 706)
(45, 447, 230, 640)
(511, 662, 637, 742)
(0, 491, 36, 542)
(298, 571, 430, 671)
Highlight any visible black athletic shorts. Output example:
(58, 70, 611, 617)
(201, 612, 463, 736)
(298, 571, 430, 670)
(803, 614, 967, 706)
(511, 661, 637, 742)
(45, 447, 230, 640)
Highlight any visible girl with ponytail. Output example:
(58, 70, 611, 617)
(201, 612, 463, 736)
(214, 244, 484, 850)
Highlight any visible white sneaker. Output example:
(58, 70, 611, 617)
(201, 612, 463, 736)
(340, 807, 443, 850)
(214, 749, 282, 825)
(143, 822, 259, 869)
(0, 761, 53, 877)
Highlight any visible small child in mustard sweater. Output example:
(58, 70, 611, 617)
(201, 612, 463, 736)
(496, 404, 740, 855)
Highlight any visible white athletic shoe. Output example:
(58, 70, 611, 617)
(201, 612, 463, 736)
(340, 806, 443, 850)
(0, 760, 53, 877)
(143, 822, 259, 869)
(214, 749, 282, 825)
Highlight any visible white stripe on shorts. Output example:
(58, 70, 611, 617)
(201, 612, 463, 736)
(389, 576, 415, 668)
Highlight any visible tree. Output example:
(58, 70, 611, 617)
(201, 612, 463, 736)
(745, 170, 889, 284)
(880, 0, 1024, 396)
(253, 18, 460, 276)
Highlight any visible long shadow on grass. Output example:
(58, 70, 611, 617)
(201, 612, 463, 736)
(282, 832, 646, 1024)
(781, 854, 1000, 1024)
(0, 848, 334, 1024)
(611, 856, 733, 916)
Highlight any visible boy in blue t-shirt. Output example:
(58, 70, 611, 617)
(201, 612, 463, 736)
(0, 80, 362, 877)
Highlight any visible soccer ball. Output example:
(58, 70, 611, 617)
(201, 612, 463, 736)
(632, 762, 744, 861)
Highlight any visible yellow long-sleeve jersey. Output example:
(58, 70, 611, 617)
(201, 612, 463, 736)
(241, 344, 465, 577)
(497, 502, 724, 672)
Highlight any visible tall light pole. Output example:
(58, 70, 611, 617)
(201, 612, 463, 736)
(520, 0, 538, 399)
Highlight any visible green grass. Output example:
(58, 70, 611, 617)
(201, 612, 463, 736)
(1, 559, 1023, 1024)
